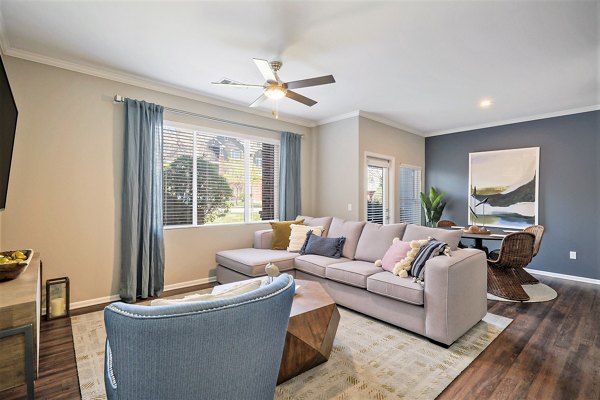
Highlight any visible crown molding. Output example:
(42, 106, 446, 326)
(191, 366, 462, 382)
(316, 110, 360, 126)
(426, 104, 600, 137)
(1, 45, 317, 128)
(357, 111, 423, 136)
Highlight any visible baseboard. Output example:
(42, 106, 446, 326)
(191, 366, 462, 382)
(526, 268, 600, 285)
(69, 276, 217, 310)
(163, 276, 217, 291)
(70, 294, 122, 310)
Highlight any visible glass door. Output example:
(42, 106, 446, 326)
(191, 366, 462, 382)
(366, 158, 390, 224)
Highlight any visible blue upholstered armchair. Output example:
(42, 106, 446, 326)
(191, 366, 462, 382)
(104, 274, 295, 400)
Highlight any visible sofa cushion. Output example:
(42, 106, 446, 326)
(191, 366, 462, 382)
(300, 233, 345, 258)
(298, 215, 334, 236)
(325, 261, 381, 288)
(354, 222, 407, 262)
(294, 254, 349, 278)
(402, 225, 463, 250)
(327, 218, 366, 259)
(367, 271, 424, 305)
(270, 219, 304, 250)
(215, 248, 297, 277)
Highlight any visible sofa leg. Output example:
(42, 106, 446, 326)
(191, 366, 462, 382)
(428, 338, 451, 349)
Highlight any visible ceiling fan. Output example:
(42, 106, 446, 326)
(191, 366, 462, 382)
(212, 58, 335, 117)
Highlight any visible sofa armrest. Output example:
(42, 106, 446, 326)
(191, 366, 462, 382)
(254, 229, 273, 249)
(424, 248, 487, 345)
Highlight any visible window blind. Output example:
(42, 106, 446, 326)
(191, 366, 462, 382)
(399, 166, 422, 225)
(162, 126, 279, 227)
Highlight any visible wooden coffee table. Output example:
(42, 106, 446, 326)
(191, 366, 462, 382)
(277, 279, 340, 384)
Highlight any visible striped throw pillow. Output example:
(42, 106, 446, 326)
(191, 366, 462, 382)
(287, 224, 324, 252)
(410, 239, 451, 283)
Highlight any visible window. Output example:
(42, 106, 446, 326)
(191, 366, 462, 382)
(399, 165, 422, 225)
(162, 125, 279, 227)
(366, 155, 392, 224)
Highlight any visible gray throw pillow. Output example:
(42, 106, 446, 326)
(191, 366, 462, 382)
(300, 232, 346, 258)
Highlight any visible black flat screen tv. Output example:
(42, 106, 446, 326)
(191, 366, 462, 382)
(0, 55, 17, 210)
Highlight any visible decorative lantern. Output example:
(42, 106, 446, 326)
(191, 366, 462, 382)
(45, 277, 70, 320)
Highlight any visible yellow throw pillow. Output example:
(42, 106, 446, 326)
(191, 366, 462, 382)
(270, 219, 304, 250)
(287, 224, 324, 252)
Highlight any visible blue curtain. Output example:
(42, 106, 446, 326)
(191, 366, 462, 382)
(120, 99, 165, 302)
(279, 131, 302, 220)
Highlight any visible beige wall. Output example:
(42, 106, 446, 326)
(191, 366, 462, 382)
(314, 117, 360, 219)
(358, 117, 425, 222)
(2, 56, 313, 303)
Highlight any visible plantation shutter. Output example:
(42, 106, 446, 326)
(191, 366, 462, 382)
(399, 165, 422, 225)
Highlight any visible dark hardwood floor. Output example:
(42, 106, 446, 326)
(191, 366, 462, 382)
(1, 276, 598, 399)
(439, 276, 599, 400)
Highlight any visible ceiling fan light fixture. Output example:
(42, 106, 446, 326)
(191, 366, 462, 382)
(264, 85, 287, 100)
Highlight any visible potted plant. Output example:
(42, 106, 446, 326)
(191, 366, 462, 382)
(420, 187, 446, 227)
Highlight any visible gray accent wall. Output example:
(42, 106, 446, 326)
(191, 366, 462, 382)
(425, 111, 599, 280)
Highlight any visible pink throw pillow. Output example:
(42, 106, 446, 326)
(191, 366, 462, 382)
(381, 240, 412, 272)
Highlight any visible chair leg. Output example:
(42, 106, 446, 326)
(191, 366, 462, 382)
(487, 266, 530, 301)
(512, 268, 539, 284)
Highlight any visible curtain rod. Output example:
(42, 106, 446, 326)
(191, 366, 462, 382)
(113, 95, 303, 136)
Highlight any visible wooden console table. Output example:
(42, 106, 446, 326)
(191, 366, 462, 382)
(0, 253, 41, 398)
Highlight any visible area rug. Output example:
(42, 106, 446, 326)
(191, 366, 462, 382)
(72, 300, 511, 400)
(487, 282, 558, 303)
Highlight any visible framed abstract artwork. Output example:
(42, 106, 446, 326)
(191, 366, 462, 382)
(468, 147, 539, 229)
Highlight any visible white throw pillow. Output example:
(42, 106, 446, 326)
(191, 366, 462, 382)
(210, 277, 267, 295)
(287, 224, 324, 252)
(150, 279, 262, 306)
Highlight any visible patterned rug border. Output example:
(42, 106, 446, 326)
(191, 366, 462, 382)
(72, 293, 512, 400)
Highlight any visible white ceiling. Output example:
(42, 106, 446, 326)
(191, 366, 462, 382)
(0, 1, 598, 135)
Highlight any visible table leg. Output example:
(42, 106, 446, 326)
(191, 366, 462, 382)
(0, 324, 34, 400)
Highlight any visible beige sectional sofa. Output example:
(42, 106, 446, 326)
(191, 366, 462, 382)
(215, 216, 488, 346)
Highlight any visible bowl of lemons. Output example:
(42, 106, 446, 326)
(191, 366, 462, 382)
(0, 249, 32, 282)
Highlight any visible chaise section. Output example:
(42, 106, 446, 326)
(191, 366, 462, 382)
(367, 272, 424, 305)
(325, 261, 381, 288)
(216, 248, 297, 277)
(293, 254, 349, 278)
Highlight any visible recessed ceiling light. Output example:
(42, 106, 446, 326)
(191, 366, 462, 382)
(479, 99, 493, 108)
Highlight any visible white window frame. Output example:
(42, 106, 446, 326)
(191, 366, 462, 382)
(162, 121, 280, 229)
(364, 152, 395, 224)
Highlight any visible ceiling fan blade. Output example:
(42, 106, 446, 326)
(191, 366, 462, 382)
(249, 93, 268, 108)
(211, 78, 264, 88)
(253, 58, 277, 82)
(286, 90, 317, 107)
(285, 75, 335, 89)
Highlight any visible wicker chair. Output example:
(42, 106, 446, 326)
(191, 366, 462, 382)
(436, 219, 456, 228)
(490, 225, 544, 285)
(436, 220, 467, 248)
(524, 225, 545, 257)
(487, 232, 536, 301)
